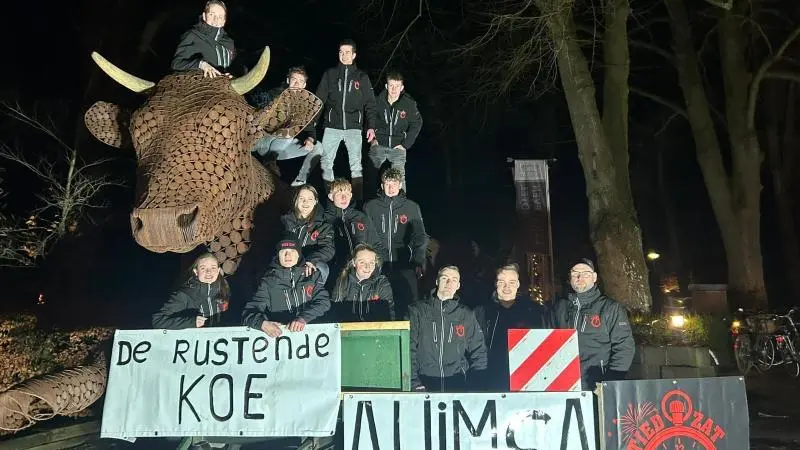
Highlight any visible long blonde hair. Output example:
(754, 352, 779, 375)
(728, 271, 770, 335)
(334, 244, 381, 301)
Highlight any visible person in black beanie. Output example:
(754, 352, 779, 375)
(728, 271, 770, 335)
(550, 258, 635, 390)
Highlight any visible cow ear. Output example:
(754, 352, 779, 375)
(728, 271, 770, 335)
(84, 101, 131, 149)
(250, 89, 322, 139)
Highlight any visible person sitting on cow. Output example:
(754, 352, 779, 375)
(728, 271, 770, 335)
(322, 178, 385, 281)
(249, 66, 323, 186)
(409, 265, 487, 392)
(152, 253, 231, 329)
(330, 244, 395, 322)
(280, 184, 335, 284)
(242, 238, 331, 337)
(172, 0, 236, 78)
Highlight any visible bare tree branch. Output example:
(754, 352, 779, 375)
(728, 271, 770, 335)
(630, 87, 688, 119)
(701, 0, 733, 10)
(765, 70, 800, 83)
(748, 23, 800, 126)
(376, 0, 424, 81)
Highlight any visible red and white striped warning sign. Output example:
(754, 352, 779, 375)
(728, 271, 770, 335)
(508, 329, 581, 392)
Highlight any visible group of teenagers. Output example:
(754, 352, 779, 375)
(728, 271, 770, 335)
(153, 0, 636, 393)
(171, 0, 422, 203)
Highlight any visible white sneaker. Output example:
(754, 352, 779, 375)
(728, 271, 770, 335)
(290, 179, 305, 187)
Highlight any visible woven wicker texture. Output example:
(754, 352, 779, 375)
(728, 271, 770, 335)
(85, 72, 322, 273)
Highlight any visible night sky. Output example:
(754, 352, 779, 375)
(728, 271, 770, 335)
(1, 0, 793, 324)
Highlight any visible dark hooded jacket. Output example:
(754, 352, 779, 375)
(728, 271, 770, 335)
(321, 200, 386, 263)
(363, 191, 428, 267)
(315, 63, 379, 131)
(408, 292, 488, 390)
(551, 285, 635, 390)
(331, 269, 395, 322)
(374, 91, 423, 149)
(280, 212, 335, 265)
(242, 259, 331, 326)
(475, 294, 549, 391)
(152, 278, 230, 329)
(172, 21, 235, 72)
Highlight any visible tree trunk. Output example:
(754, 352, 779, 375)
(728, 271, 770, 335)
(765, 83, 800, 298)
(665, 0, 767, 310)
(536, 0, 652, 311)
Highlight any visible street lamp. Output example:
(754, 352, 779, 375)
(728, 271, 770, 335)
(646, 250, 661, 261)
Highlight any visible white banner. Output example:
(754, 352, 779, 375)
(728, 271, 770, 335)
(101, 325, 341, 439)
(344, 391, 596, 450)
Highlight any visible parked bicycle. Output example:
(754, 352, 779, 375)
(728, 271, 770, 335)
(732, 307, 800, 377)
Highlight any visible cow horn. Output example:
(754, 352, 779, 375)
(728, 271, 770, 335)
(91, 52, 155, 93)
(230, 47, 271, 95)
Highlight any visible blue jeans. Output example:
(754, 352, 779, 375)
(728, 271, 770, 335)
(252, 136, 322, 182)
(320, 128, 363, 181)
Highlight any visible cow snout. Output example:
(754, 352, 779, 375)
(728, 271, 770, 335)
(130, 203, 202, 252)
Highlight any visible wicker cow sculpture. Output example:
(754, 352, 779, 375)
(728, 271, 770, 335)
(84, 48, 321, 273)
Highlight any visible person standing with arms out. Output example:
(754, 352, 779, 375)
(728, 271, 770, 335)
(551, 258, 635, 390)
(409, 266, 487, 392)
(364, 168, 428, 318)
(315, 39, 379, 204)
(172, 0, 235, 78)
(368, 71, 423, 193)
(475, 263, 549, 391)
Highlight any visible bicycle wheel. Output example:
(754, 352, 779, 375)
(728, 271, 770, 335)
(785, 336, 800, 378)
(733, 334, 754, 374)
(754, 334, 775, 373)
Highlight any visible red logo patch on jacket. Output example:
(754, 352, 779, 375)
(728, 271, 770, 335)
(305, 285, 314, 297)
(354, 80, 360, 90)
(590, 314, 601, 328)
(310, 230, 320, 241)
(399, 110, 407, 119)
(399, 214, 408, 224)
(356, 222, 365, 231)
(369, 295, 381, 302)
(455, 324, 465, 337)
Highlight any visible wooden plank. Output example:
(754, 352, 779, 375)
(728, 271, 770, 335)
(340, 321, 409, 331)
(0, 420, 100, 450)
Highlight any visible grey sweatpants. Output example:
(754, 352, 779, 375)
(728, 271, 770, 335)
(320, 128, 363, 181)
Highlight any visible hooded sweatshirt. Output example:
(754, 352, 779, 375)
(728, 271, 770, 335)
(408, 291, 487, 390)
(152, 278, 230, 329)
(363, 191, 428, 267)
(280, 212, 335, 265)
(331, 269, 395, 322)
(551, 285, 635, 389)
(242, 259, 331, 327)
(172, 21, 235, 72)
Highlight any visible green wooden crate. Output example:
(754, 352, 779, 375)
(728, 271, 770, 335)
(340, 321, 411, 392)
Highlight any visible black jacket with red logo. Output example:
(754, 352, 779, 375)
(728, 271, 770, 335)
(551, 286, 635, 389)
(363, 191, 428, 267)
(321, 200, 386, 263)
(242, 259, 331, 326)
(280, 213, 335, 265)
(408, 292, 487, 390)
(331, 270, 394, 322)
(315, 63, 379, 131)
(152, 278, 230, 329)
(374, 91, 423, 149)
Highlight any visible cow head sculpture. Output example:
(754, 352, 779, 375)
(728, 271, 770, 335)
(84, 47, 322, 273)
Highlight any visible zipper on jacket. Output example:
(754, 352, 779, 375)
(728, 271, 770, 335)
(387, 200, 394, 262)
(438, 303, 446, 380)
(432, 322, 437, 343)
(342, 68, 349, 129)
(600, 359, 606, 375)
(572, 298, 581, 329)
(447, 323, 454, 343)
(488, 311, 500, 351)
(206, 284, 214, 324)
(283, 289, 291, 310)
(389, 106, 394, 147)
(581, 315, 588, 332)
(290, 272, 300, 309)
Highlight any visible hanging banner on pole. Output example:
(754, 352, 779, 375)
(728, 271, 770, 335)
(344, 391, 596, 450)
(101, 325, 341, 439)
